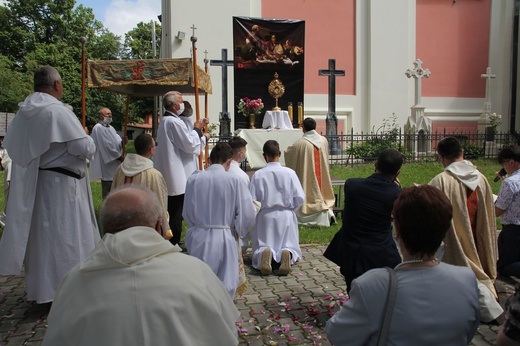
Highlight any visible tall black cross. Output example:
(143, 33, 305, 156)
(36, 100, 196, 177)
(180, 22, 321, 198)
(210, 48, 234, 140)
(319, 59, 345, 154)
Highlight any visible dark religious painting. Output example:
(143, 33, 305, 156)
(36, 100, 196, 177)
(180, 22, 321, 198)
(233, 17, 305, 130)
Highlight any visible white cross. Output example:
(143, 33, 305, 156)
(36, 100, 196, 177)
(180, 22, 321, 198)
(481, 66, 496, 101)
(405, 59, 431, 106)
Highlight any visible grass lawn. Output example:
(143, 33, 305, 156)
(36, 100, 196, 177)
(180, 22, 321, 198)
(0, 158, 503, 244)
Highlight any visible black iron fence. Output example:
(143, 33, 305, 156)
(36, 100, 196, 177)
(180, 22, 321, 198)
(207, 129, 519, 168)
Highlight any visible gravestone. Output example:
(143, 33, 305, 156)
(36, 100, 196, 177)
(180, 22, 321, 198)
(318, 59, 345, 155)
(210, 49, 234, 140)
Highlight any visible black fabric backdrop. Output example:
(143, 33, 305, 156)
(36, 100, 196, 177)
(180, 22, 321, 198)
(233, 17, 305, 130)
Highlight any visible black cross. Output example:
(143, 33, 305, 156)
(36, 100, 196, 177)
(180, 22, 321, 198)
(210, 49, 234, 139)
(319, 59, 345, 154)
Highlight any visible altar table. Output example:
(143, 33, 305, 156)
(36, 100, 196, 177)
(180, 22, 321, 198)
(261, 110, 293, 130)
(236, 129, 303, 169)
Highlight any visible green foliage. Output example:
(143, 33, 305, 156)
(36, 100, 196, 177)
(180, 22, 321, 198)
(122, 21, 161, 59)
(0, 55, 32, 112)
(347, 114, 405, 160)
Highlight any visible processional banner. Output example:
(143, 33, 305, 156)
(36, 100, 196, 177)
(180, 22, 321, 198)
(233, 17, 305, 130)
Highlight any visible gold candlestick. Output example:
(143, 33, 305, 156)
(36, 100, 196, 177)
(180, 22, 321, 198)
(288, 102, 293, 122)
(298, 102, 303, 128)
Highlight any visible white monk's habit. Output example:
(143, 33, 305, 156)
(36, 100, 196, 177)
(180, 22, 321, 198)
(89, 122, 122, 181)
(111, 153, 172, 239)
(0, 92, 100, 303)
(154, 111, 201, 196)
(42, 227, 239, 346)
(250, 162, 305, 269)
(285, 130, 335, 226)
(183, 164, 256, 298)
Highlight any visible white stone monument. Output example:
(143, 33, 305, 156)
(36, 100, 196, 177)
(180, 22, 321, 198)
(404, 59, 432, 155)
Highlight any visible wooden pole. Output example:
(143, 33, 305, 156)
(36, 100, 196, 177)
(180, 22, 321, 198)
(80, 37, 87, 128)
(204, 50, 209, 169)
(191, 24, 203, 170)
(124, 95, 130, 156)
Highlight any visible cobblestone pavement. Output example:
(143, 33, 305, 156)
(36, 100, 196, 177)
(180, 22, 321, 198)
(0, 244, 517, 345)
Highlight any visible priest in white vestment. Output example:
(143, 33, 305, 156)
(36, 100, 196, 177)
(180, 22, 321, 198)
(179, 100, 209, 169)
(90, 107, 126, 199)
(285, 117, 335, 226)
(250, 140, 305, 275)
(111, 133, 172, 239)
(183, 143, 256, 299)
(154, 91, 208, 245)
(42, 186, 239, 346)
(0, 66, 100, 304)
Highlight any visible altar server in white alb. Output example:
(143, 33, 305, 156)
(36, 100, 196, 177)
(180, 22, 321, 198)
(183, 142, 256, 298)
(154, 91, 208, 245)
(90, 107, 126, 199)
(42, 186, 240, 346)
(250, 140, 305, 276)
(0, 66, 100, 304)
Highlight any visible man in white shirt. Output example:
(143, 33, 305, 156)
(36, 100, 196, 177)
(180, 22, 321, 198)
(90, 107, 127, 199)
(250, 140, 305, 276)
(154, 91, 209, 245)
(183, 142, 256, 298)
(42, 185, 240, 346)
(0, 66, 100, 304)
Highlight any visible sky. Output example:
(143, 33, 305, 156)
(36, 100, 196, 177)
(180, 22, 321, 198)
(75, 0, 161, 37)
(74, 0, 163, 38)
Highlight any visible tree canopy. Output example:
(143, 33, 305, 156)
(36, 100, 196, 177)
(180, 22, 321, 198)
(0, 0, 161, 130)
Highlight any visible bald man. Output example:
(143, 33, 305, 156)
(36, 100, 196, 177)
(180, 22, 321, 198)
(90, 107, 127, 199)
(43, 185, 240, 346)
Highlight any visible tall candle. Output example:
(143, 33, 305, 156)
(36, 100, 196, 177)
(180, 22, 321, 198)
(298, 102, 303, 125)
(287, 102, 293, 122)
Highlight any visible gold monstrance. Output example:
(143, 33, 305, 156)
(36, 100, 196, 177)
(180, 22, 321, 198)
(268, 72, 285, 111)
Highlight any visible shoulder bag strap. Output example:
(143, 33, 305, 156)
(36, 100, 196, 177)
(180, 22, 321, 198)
(377, 267, 398, 346)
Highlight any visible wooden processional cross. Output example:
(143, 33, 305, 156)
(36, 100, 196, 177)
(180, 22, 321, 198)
(319, 59, 345, 154)
(210, 48, 234, 139)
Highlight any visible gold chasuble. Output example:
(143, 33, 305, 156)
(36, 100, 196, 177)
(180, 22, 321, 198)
(285, 130, 335, 216)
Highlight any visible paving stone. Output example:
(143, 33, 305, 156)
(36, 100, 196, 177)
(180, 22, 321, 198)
(0, 244, 512, 345)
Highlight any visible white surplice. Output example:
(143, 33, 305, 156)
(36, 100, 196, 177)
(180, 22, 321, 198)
(228, 160, 250, 186)
(179, 115, 207, 169)
(249, 162, 305, 268)
(154, 111, 201, 196)
(0, 92, 100, 303)
(89, 122, 122, 181)
(42, 227, 240, 346)
(183, 164, 256, 298)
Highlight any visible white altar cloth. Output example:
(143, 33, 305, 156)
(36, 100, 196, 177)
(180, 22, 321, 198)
(261, 110, 293, 130)
(236, 129, 302, 169)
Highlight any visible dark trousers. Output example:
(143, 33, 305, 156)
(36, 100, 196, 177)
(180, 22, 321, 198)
(101, 180, 112, 199)
(167, 194, 185, 245)
(497, 224, 520, 278)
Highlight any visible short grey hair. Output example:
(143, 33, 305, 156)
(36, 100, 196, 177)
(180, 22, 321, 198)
(163, 91, 181, 110)
(100, 185, 163, 234)
(34, 66, 61, 92)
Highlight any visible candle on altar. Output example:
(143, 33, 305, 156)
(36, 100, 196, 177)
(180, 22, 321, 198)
(298, 102, 303, 125)
(287, 102, 293, 122)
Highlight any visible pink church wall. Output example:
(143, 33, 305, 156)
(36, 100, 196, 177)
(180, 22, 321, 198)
(416, 0, 491, 98)
(432, 121, 478, 134)
(262, 0, 356, 95)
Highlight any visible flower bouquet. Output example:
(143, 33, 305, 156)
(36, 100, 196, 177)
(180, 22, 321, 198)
(238, 97, 264, 117)
(238, 97, 264, 129)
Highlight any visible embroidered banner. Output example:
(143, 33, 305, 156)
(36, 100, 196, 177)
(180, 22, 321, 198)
(87, 58, 212, 96)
